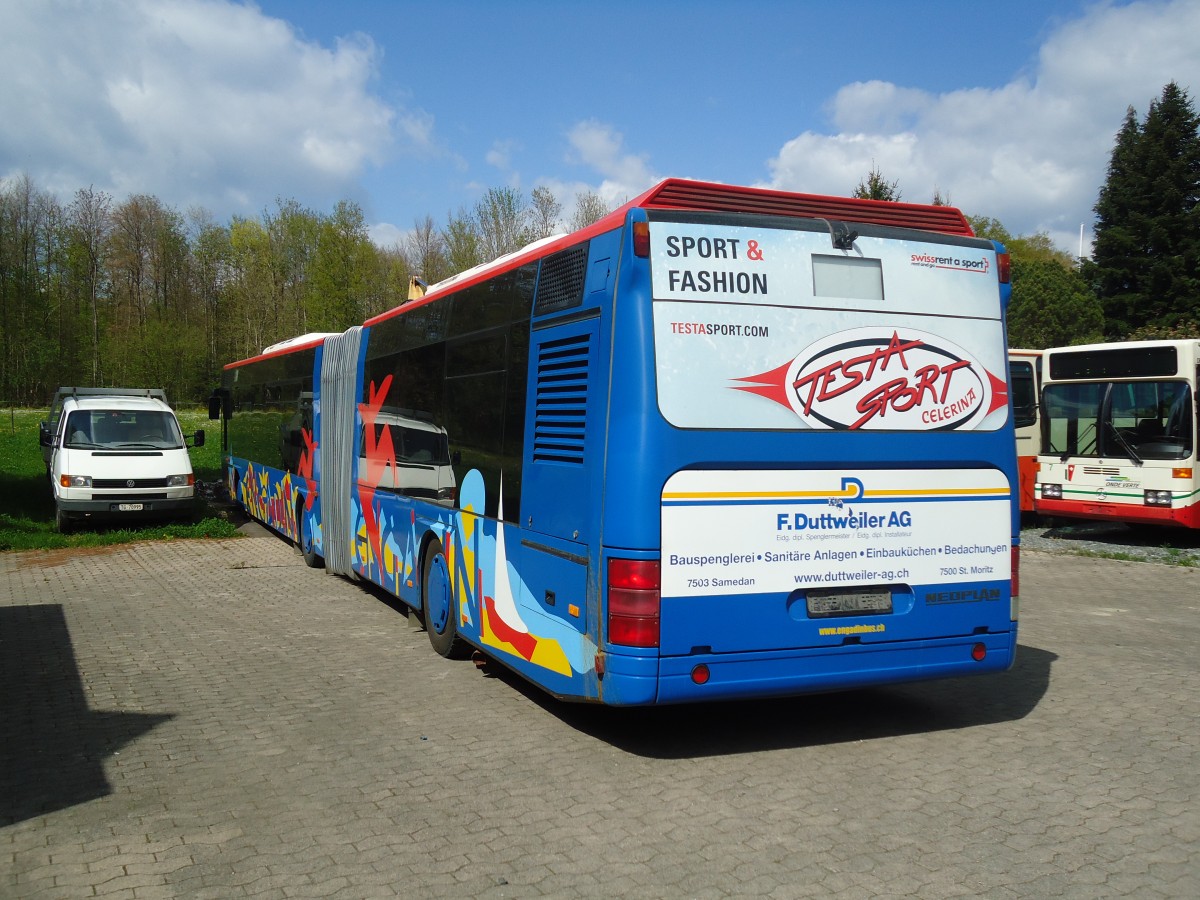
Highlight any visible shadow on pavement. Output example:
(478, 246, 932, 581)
(356, 575, 1055, 759)
(0, 605, 173, 826)
(508, 644, 1056, 759)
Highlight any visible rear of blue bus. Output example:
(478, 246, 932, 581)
(597, 207, 1018, 705)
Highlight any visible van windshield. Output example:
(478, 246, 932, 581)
(64, 410, 184, 450)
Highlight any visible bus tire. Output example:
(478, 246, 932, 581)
(297, 500, 323, 568)
(422, 539, 469, 659)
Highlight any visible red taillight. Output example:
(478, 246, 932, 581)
(972, 643, 987, 662)
(997, 252, 1011, 284)
(608, 558, 660, 647)
(632, 221, 650, 258)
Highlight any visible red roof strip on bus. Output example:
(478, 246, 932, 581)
(358, 177, 974, 329)
(223, 333, 332, 370)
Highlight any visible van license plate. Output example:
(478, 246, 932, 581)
(807, 588, 892, 617)
(117, 503, 144, 511)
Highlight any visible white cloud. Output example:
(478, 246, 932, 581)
(0, 0, 404, 216)
(764, 0, 1200, 252)
(367, 221, 406, 250)
(566, 119, 661, 207)
(486, 139, 519, 172)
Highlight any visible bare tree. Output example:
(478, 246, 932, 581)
(569, 189, 612, 231)
(527, 186, 562, 241)
(405, 214, 447, 283)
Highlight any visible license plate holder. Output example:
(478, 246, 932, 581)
(807, 587, 892, 618)
(116, 503, 144, 512)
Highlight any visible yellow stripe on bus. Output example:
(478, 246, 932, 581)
(662, 486, 1010, 501)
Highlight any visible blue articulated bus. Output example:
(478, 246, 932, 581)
(213, 178, 1019, 705)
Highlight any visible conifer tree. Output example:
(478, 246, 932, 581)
(1089, 82, 1200, 335)
(852, 163, 902, 202)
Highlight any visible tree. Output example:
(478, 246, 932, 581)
(527, 186, 562, 241)
(0, 176, 635, 404)
(852, 163, 901, 202)
(475, 186, 527, 261)
(570, 189, 611, 231)
(442, 206, 483, 275)
(1006, 257, 1104, 347)
(188, 211, 233, 380)
(263, 198, 320, 337)
(68, 186, 112, 383)
(1088, 82, 1200, 335)
(404, 215, 447, 284)
(309, 200, 373, 333)
(968, 215, 1103, 348)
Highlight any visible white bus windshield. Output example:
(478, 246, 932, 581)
(1042, 380, 1193, 461)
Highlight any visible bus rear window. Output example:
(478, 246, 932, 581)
(812, 255, 883, 301)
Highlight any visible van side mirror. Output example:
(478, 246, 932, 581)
(193, 430, 206, 448)
(39, 422, 51, 447)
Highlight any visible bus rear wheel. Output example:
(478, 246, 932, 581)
(422, 539, 469, 659)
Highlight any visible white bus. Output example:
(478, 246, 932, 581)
(1009, 350, 1042, 513)
(1035, 339, 1200, 528)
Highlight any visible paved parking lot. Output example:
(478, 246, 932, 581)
(2, 529, 1198, 898)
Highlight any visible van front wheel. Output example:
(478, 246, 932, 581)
(54, 506, 72, 534)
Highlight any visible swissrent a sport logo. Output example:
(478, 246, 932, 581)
(732, 328, 1008, 430)
(911, 252, 992, 274)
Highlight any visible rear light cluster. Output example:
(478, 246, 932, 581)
(996, 252, 1011, 284)
(607, 558, 660, 647)
(632, 221, 651, 258)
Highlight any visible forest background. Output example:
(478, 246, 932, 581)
(1, 82, 1196, 408)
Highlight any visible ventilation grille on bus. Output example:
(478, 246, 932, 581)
(643, 180, 975, 236)
(533, 333, 590, 464)
(534, 245, 588, 315)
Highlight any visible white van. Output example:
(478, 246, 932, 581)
(39, 387, 205, 532)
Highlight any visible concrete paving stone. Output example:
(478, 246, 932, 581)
(88, 872, 169, 893)
(173, 883, 249, 900)
(128, 886, 180, 900)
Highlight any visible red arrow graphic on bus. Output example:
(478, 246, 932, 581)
(733, 329, 1008, 431)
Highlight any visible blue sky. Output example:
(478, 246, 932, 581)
(3, 0, 1198, 255)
